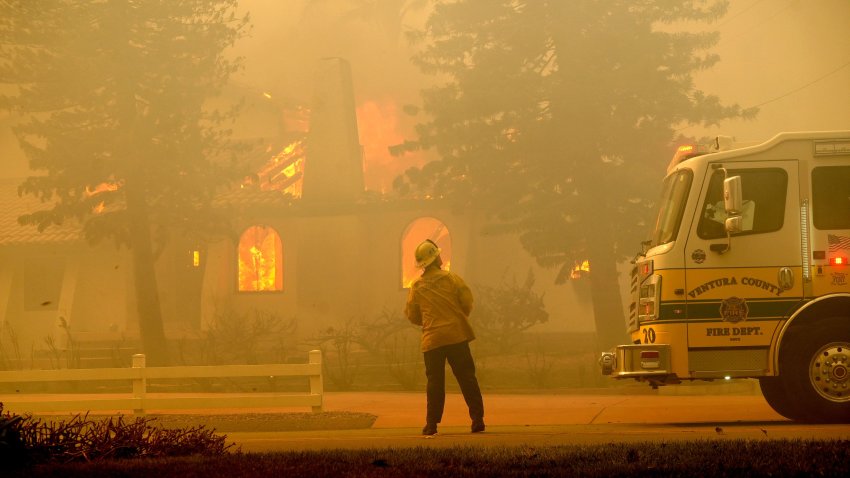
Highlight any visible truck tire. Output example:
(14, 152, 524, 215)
(782, 320, 850, 423)
(758, 376, 807, 421)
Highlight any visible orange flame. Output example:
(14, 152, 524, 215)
(247, 140, 306, 198)
(85, 181, 122, 197)
(237, 226, 283, 291)
(570, 260, 590, 280)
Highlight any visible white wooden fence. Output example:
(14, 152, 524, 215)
(0, 350, 323, 415)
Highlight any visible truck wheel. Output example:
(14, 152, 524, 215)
(758, 376, 807, 421)
(783, 321, 850, 423)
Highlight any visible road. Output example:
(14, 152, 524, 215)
(224, 390, 850, 451)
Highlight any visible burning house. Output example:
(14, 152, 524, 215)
(0, 58, 592, 367)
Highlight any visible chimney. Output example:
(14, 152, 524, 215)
(301, 58, 364, 202)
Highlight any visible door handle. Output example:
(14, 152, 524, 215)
(778, 267, 794, 290)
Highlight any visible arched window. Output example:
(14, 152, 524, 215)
(237, 225, 283, 292)
(401, 217, 452, 288)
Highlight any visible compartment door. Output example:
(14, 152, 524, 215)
(683, 160, 801, 376)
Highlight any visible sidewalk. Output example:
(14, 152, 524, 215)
(0, 388, 782, 427)
(222, 391, 807, 451)
(319, 391, 783, 428)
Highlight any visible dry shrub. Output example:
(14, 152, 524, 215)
(0, 402, 232, 468)
(473, 270, 549, 355)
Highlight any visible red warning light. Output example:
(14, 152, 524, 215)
(831, 257, 848, 266)
(639, 260, 653, 278)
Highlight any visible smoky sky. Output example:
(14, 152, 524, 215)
(676, 0, 850, 141)
(218, 0, 850, 191)
(2, 0, 849, 183)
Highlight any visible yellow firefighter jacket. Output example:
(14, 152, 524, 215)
(405, 268, 475, 352)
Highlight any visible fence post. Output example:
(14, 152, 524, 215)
(132, 354, 146, 415)
(309, 349, 323, 413)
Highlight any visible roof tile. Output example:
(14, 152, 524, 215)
(0, 179, 82, 246)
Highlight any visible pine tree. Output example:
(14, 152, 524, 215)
(396, 0, 754, 351)
(0, 0, 249, 365)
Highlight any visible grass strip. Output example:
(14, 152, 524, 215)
(10, 439, 850, 477)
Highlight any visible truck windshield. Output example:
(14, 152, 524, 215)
(651, 169, 692, 247)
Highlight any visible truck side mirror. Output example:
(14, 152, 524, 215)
(725, 216, 742, 234)
(711, 172, 743, 254)
(723, 175, 742, 215)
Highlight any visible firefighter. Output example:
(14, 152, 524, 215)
(405, 239, 485, 435)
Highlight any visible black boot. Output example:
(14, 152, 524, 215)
(471, 419, 485, 433)
(422, 423, 438, 436)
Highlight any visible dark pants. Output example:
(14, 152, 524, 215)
(423, 341, 484, 424)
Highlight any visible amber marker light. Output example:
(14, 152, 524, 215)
(667, 144, 701, 173)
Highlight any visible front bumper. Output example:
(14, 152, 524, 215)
(600, 344, 673, 378)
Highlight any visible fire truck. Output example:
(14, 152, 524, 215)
(600, 131, 850, 423)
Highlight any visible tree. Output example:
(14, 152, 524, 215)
(0, 0, 249, 365)
(394, 0, 754, 351)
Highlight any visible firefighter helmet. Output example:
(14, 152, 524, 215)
(415, 240, 441, 268)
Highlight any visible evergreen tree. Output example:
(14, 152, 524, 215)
(396, 0, 753, 351)
(0, 0, 249, 365)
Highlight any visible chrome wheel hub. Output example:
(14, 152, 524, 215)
(810, 342, 850, 403)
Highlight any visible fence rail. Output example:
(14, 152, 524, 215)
(0, 350, 323, 415)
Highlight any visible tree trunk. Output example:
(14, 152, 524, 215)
(542, 0, 629, 353)
(126, 185, 170, 366)
(587, 240, 630, 353)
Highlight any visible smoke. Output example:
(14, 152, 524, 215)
(3, 1, 848, 182)
(220, 0, 850, 191)
(685, 0, 850, 141)
(228, 0, 435, 190)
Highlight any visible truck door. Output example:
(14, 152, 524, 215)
(684, 160, 801, 378)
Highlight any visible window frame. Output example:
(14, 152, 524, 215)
(696, 167, 788, 240)
(651, 169, 693, 247)
(812, 165, 850, 230)
(236, 225, 284, 293)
